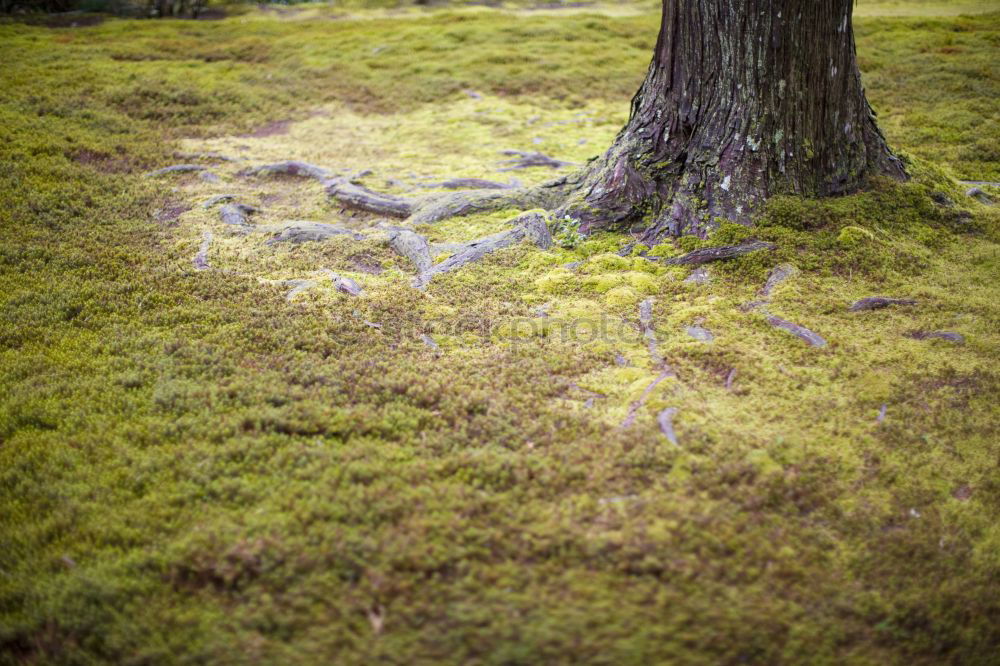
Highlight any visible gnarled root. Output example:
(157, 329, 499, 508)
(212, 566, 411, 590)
(766, 315, 827, 348)
(327, 174, 579, 225)
(419, 178, 515, 190)
(326, 180, 415, 218)
(243, 161, 334, 181)
(219, 203, 257, 231)
(663, 241, 776, 266)
(848, 297, 917, 312)
(265, 222, 363, 245)
(389, 229, 434, 274)
(413, 212, 553, 289)
(498, 150, 576, 171)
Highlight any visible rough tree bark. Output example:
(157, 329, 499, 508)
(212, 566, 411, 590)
(557, 0, 906, 240)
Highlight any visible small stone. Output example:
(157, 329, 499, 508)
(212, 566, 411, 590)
(335, 276, 363, 297)
(683, 266, 711, 285)
(685, 325, 714, 342)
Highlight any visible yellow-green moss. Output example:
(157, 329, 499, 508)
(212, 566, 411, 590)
(1, 4, 998, 665)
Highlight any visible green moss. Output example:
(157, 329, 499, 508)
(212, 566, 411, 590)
(1, 4, 999, 665)
(602, 285, 640, 308)
(533, 269, 574, 295)
(837, 225, 877, 247)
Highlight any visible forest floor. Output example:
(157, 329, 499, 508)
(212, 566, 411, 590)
(1, 2, 999, 664)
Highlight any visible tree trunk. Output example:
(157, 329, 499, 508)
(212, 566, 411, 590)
(556, 0, 906, 241)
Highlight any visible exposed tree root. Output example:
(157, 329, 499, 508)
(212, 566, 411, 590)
(498, 150, 576, 171)
(742, 263, 797, 311)
(326, 180, 415, 217)
(264, 222, 363, 245)
(408, 186, 565, 225)
(420, 334, 441, 354)
(964, 187, 994, 205)
(219, 203, 257, 231)
(620, 369, 675, 429)
(621, 299, 679, 429)
(325, 169, 578, 226)
(420, 178, 514, 190)
(638, 297, 662, 367)
(146, 164, 207, 177)
(244, 161, 334, 181)
(907, 330, 965, 344)
(725, 368, 738, 391)
(202, 194, 237, 209)
(848, 297, 917, 312)
(388, 229, 434, 274)
(657, 407, 680, 446)
(766, 315, 827, 348)
(663, 241, 777, 266)
(412, 212, 552, 288)
(284, 279, 316, 301)
(759, 264, 798, 299)
(193, 231, 212, 271)
(685, 325, 713, 343)
(736, 265, 825, 347)
(174, 151, 242, 163)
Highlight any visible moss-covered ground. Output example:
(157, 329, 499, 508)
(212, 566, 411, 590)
(1, 1, 999, 664)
